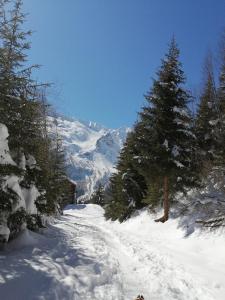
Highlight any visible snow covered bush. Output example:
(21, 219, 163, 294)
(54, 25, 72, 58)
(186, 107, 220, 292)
(0, 124, 44, 242)
(0, 124, 22, 242)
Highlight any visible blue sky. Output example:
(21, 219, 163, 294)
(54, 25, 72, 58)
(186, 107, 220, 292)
(23, 0, 225, 128)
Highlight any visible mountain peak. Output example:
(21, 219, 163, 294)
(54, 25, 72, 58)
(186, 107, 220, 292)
(48, 115, 128, 201)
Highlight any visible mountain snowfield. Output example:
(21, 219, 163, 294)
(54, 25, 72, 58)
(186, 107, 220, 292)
(0, 204, 224, 300)
(48, 116, 129, 201)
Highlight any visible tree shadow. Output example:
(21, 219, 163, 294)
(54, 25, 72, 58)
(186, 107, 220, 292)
(0, 222, 103, 300)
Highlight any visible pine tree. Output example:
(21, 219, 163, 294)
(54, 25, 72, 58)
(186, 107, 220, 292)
(104, 129, 147, 221)
(0, 1, 69, 242)
(0, 123, 23, 242)
(90, 183, 105, 206)
(0, 0, 40, 156)
(195, 54, 218, 173)
(138, 38, 198, 222)
(104, 172, 132, 222)
(48, 118, 70, 212)
(216, 31, 225, 164)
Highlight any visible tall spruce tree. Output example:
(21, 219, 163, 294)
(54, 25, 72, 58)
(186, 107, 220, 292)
(195, 54, 218, 172)
(138, 38, 197, 222)
(216, 31, 225, 164)
(49, 119, 70, 212)
(0, 0, 40, 156)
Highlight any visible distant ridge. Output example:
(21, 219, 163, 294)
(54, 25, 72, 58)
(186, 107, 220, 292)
(48, 115, 129, 201)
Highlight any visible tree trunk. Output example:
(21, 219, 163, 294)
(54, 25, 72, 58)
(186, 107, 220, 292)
(155, 176, 169, 223)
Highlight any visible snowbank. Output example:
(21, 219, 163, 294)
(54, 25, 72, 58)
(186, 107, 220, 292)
(22, 185, 39, 214)
(0, 225, 10, 243)
(0, 123, 42, 242)
(0, 124, 16, 165)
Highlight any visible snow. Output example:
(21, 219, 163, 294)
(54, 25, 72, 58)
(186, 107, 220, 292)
(0, 225, 10, 242)
(173, 106, 190, 118)
(207, 102, 213, 109)
(48, 116, 128, 201)
(6, 95, 21, 101)
(2, 175, 26, 210)
(0, 124, 16, 166)
(26, 154, 37, 169)
(48, 116, 106, 154)
(0, 124, 42, 240)
(172, 145, 179, 157)
(173, 118, 190, 128)
(7, 229, 41, 250)
(122, 172, 127, 180)
(209, 119, 219, 126)
(1, 174, 40, 216)
(1, 204, 224, 300)
(22, 185, 39, 214)
(178, 129, 196, 138)
(163, 139, 169, 149)
(2, 173, 41, 217)
(173, 160, 185, 168)
(19, 153, 26, 170)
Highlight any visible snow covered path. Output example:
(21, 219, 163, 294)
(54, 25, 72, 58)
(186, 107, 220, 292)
(0, 204, 224, 300)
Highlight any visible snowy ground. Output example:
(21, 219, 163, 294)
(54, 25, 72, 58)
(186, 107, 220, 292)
(0, 204, 225, 300)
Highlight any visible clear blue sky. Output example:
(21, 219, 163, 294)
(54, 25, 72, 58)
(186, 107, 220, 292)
(23, 0, 225, 128)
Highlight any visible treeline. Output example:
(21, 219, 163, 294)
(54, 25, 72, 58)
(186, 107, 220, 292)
(105, 35, 225, 223)
(0, 0, 70, 242)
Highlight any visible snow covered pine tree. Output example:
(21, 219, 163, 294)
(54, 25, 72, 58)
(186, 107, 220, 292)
(138, 37, 198, 222)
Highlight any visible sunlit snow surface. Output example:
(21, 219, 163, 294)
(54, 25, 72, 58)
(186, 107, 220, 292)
(0, 204, 224, 300)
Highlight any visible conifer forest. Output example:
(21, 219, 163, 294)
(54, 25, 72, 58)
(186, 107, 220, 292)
(0, 1, 225, 300)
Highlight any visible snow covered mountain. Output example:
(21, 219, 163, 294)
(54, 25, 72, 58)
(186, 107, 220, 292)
(48, 116, 129, 201)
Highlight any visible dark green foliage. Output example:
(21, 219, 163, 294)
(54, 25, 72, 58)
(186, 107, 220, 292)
(90, 183, 105, 206)
(139, 38, 196, 180)
(8, 209, 44, 239)
(195, 55, 218, 171)
(0, 1, 70, 242)
(215, 32, 225, 165)
(7, 208, 26, 240)
(218, 31, 225, 110)
(138, 39, 199, 208)
(58, 179, 75, 209)
(42, 119, 71, 213)
(104, 173, 134, 222)
(105, 129, 147, 221)
(26, 214, 44, 231)
(0, 0, 40, 158)
(105, 38, 199, 221)
(142, 178, 162, 207)
(0, 188, 15, 212)
(0, 164, 23, 176)
(0, 164, 21, 214)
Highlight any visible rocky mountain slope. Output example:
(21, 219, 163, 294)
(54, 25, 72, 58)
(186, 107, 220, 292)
(48, 116, 129, 201)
